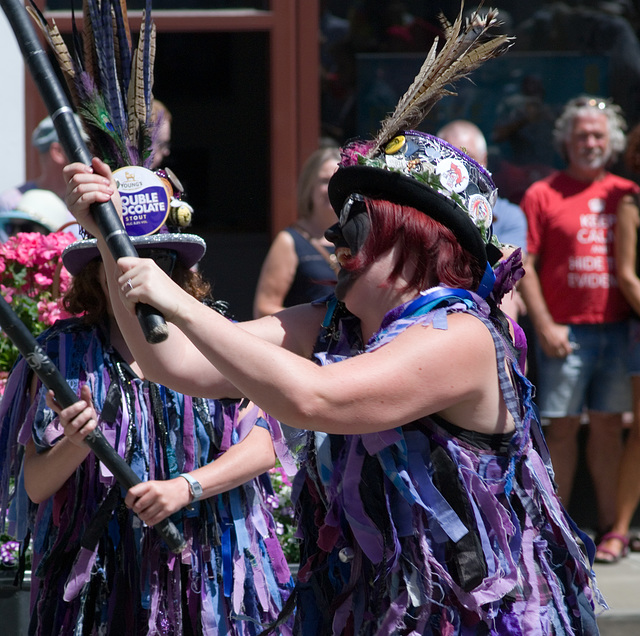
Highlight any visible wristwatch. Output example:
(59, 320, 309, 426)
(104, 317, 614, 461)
(179, 473, 203, 503)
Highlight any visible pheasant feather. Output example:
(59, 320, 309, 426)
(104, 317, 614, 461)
(28, 0, 158, 171)
(81, 0, 98, 84)
(26, 3, 77, 103)
(370, 4, 512, 155)
(111, 0, 132, 96)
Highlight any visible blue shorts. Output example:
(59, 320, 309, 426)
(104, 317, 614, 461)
(628, 318, 640, 376)
(535, 322, 631, 417)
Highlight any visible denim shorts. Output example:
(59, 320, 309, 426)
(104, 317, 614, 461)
(534, 321, 631, 417)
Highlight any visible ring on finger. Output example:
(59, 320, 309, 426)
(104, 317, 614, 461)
(125, 278, 133, 292)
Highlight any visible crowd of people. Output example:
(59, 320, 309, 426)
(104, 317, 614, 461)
(4, 2, 640, 635)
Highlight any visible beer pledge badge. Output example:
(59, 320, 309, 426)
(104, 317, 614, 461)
(114, 166, 170, 236)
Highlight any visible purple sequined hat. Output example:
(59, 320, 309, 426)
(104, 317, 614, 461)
(62, 231, 206, 275)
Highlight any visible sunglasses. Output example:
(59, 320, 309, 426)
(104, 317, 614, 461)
(137, 248, 177, 275)
(339, 193, 367, 226)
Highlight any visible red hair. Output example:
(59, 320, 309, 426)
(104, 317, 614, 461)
(344, 198, 484, 292)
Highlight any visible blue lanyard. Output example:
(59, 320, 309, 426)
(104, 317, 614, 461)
(398, 287, 475, 319)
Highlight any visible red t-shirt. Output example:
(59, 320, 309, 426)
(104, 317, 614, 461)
(521, 171, 639, 324)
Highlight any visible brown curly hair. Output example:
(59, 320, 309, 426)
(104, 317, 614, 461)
(63, 257, 212, 325)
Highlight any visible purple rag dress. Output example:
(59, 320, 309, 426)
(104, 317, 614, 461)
(0, 317, 296, 635)
(292, 250, 602, 635)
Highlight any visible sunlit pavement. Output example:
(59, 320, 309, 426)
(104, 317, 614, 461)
(594, 548, 640, 635)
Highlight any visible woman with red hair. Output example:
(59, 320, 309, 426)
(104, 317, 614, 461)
(62, 128, 600, 634)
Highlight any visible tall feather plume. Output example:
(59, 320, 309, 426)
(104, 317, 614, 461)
(81, 0, 98, 83)
(26, 2, 78, 104)
(112, 0, 132, 98)
(127, 3, 156, 165)
(28, 0, 158, 171)
(370, 3, 513, 155)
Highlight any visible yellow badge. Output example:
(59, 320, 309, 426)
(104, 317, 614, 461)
(385, 135, 405, 155)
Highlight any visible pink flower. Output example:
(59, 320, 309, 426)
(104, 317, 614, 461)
(12, 233, 40, 266)
(41, 232, 75, 261)
(34, 273, 54, 287)
(1, 242, 17, 262)
(38, 299, 70, 326)
(0, 231, 77, 372)
(340, 140, 374, 167)
(1, 285, 14, 303)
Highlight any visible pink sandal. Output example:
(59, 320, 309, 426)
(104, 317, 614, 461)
(594, 532, 630, 564)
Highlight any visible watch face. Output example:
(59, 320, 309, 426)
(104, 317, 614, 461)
(191, 481, 203, 499)
(181, 474, 203, 501)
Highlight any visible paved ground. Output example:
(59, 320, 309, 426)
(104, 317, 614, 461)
(594, 549, 640, 635)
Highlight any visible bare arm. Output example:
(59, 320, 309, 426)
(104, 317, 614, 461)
(518, 252, 571, 358)
(29, 379, 276, 524)
(253, 231, 298, 318)
(171, 308, 510, 436)
(23, 384, 95, 503)
(63, 158, 320, 398)
(108, 251, 323, 398)
(615, 194, 640, 314)
(116, 261, 511, 437)
(125, 420, 276, 526)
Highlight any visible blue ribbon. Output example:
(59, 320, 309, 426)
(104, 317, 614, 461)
(398, 287, 475, 320)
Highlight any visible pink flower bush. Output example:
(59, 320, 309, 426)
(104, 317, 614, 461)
(0, 231, 76, 395)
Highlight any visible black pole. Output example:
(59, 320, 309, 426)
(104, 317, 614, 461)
(0, 0, 168, 344)
(0, 294, 187, 554)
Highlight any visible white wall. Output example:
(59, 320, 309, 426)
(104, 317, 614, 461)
(0, 10, 26, 194)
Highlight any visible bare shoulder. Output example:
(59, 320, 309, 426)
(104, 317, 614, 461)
(383, 311, 499, 388)
(270, 229, 296, 252)
(260, 230, 297, 269)
(398, 311, 494, 352)
(398, 312, 509, 434)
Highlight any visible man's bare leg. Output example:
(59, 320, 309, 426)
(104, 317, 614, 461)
(587, 410, 625, 534)
(544, 415, 581, 506)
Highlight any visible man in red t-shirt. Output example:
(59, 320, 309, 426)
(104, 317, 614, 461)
(520, 96, 639, 541)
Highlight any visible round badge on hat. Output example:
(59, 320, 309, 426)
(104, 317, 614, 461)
(113, 166, 171, 236)
(468, 194, 493, 227)
(435, 157, 469, 194)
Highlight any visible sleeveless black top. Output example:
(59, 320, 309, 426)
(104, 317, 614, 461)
(283, 226, 337, 307)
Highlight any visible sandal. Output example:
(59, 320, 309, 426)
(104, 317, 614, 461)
(629, 534, 640, 552)
(594, 532, 630, 564)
